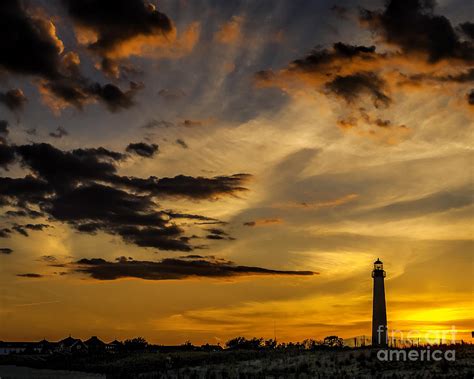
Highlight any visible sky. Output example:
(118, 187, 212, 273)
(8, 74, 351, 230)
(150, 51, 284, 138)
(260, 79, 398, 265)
(0, 0, 473, 344)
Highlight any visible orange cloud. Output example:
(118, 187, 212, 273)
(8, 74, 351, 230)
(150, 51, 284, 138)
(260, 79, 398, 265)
(98, 22, 201, 60)
(255, 41, 473, 126)
(40, 19, 64, 53)
(37, 79, 91, 115)
(215, 16, 243, 44)
(336, 108, 412, 145)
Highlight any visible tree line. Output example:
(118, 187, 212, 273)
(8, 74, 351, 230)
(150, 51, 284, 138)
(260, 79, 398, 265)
(117, 335, 345, 352)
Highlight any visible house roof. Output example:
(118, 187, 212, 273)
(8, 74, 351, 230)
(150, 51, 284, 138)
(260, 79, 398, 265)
(58, 336, 84, 347)
(85, 336, 105, 346)
(36, 339, 55, 347)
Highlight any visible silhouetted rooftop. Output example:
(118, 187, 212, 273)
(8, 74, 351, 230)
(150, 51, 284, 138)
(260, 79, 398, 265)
(85, 336, 105, 346)
(58, 336, 81, 347)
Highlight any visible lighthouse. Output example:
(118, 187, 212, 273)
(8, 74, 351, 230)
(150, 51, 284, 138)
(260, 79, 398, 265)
(371, 258, 388, 347)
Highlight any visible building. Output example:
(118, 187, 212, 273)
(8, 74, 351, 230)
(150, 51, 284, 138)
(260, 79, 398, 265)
(0, 342, 37, 355)
(0, 339, 57, 355)
(0, 337, 122, 355)
(85, 336, 106, 353)
(105, 339, 123, 352)
(35, 339, 55, 354)
(56, 336, 88, 353)
(371, 258, 388, 347)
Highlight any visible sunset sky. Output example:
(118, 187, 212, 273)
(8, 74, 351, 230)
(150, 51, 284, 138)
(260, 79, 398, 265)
(0, 0, 473, 344)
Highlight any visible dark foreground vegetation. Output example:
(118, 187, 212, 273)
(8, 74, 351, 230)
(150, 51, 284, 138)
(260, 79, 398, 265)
(0, 338, 472, 378)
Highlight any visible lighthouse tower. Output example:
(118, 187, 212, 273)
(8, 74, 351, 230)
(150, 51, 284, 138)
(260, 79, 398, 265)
(371, 258, 388, 347)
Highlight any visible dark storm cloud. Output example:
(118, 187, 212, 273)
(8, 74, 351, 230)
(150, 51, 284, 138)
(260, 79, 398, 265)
(206, 234, 225, 240)
(0, 229, 12, 238)
(42, 79, 141, 112)
(10, 143, 248, 201)
(1, 142, 249, 251)
(176, 139, 188, 149)
(6, 208, 43, 218)
(17, 273, 43, 278)
(325, 72, 391, 107)
(413, 68, 474, 83)
(126, 142, 159, 158)
(113, 174, 250, 199)
(396, 68, 474, 89)
(256, 42, 389, 109)
(0, 248, 13, 255)
(205, 228, 234, 241)
(439, 69, 474, 83)
(112, 225, 191, 251)
(0, 144, 16, 169)
(0, 176, 52, 205)
(40, 79, 90, 110)
(70, 146, 126, 161)
(0, 0, 63, 79)
(205, 228, 227, 236)
(47, 183, 161, 224)
(12, 225, 28, 237)
(360, 0, 474, 63)
(11, 223, 50, 237)
(458, 22, 474, 41)
(60, 0, 173, 56)
(291, 42, 378, 72)
(14, 143, 120, 190)
(0, 120, 9, 143)
(0, 120, 9, 136)
(0, 0, 142, 112)
(162, 211, 218, 223)
(468, 89, 474, 105)
(27, 223, 48, 231)
(0, 89, 27, 111)
(73, 256, 314, 281)
(87, 82, 141, 112)
(49, 126, 68, 139)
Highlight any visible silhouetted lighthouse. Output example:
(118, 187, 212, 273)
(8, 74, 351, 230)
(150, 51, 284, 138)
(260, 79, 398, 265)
(371, 258, 388, 347)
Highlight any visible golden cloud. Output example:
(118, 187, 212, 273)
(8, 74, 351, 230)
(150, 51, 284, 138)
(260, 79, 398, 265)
(214, 16, 244, 45)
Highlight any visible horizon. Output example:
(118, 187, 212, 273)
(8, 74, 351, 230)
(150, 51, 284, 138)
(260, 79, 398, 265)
(0, 0, 473, 346)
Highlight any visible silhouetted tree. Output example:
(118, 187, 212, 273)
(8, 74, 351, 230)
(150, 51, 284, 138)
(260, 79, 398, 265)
(225, 337, 264, 349)
(302, 339, 323, 350)
(323, 335, 343, 348)
(264, 338, 277, 349)
(124, 337, 148, 351)
(181, 340, 196, 351)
